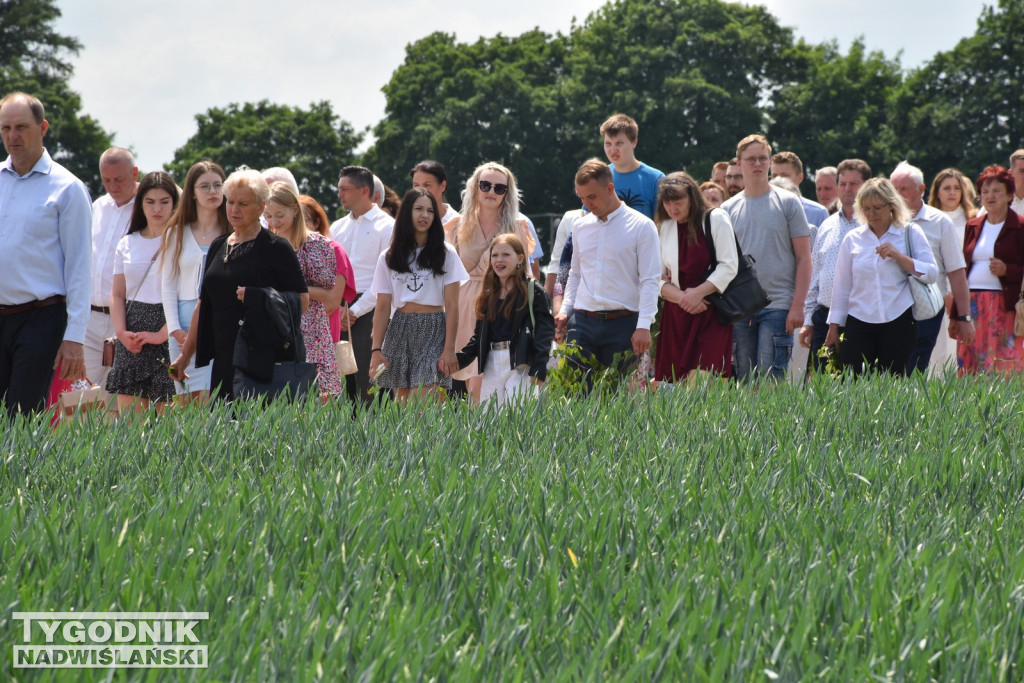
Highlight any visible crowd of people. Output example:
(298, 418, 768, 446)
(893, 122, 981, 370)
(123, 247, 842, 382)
(2, 90, 1022, 419)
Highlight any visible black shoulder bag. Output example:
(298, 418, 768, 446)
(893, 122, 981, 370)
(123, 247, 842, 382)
(702, 212, 771, 325)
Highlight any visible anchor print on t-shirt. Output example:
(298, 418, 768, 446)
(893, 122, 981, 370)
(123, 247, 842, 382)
(391, 266, 436, 292)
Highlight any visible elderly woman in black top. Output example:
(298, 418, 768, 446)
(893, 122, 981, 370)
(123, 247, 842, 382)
(170, 168, 307, 399)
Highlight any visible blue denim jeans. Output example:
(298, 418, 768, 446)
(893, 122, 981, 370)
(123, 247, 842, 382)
(733, 308, 792, 382)
(906, 308, 943, 374)
(566, 311, 639, 386)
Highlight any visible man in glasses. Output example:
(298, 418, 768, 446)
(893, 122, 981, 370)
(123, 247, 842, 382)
(600, 113, 664, 219)
(722, 134, 811, 383)
(330, 165, 394, 404)
(556, 159, 661, 383)
(725, 158, 744, 198)
(86, 147, 139, 390)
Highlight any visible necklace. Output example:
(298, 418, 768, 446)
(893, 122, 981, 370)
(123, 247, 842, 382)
(223, 227, 260, 263)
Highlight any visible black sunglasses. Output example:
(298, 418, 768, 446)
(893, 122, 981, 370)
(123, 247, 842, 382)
(478, 180, 509, 195)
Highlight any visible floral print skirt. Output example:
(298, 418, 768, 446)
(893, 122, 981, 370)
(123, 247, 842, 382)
(957, 290, 1023, 376)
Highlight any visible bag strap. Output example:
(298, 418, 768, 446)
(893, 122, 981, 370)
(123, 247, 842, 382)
(125, 249, 160, 317)
(526, 277, 535, 329)
(343, 300, 353, 343)
(702, 211, 716, 268)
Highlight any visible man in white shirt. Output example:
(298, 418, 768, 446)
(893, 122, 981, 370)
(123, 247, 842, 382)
(800, 158, 871, 371)
(86, 147, 138, 388)
(556, 159, 660, 380)
(890, 161, 974, 373)
(815, 166, 839, 212)
(722, 134, 811, 383)
(0, 92, 92, 416)
(329, 165, 394, 404)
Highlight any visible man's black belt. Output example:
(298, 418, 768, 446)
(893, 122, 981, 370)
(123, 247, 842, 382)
(577, 309, 637, 321)
(91, 304, 111, 314)
(0, 295, 65, 317)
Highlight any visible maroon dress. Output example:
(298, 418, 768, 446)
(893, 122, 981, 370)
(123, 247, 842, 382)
(655, 222, 733, 381)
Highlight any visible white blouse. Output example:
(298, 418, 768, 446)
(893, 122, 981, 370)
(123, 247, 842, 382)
(161, 225, 208, 332)
(371, 243, 469, 308)
(827, 223, 938, 326)
(113, 233, 164, 305)
(658, 208, 738, 296)
(967, 220, 1004, 291)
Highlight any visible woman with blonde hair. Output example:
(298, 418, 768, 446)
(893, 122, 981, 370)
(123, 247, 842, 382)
(160, 161, 229, 401)
(825, 178, 938, 375)
(928, 167, 977, 242)
(265, 182, 341, 396)
(444, 162, 535, 403)
(169, 168, 308, 400)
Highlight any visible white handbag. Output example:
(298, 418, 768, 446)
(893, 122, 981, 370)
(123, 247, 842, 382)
(334, 301, 358, 375)
(904, 226, 943, 321)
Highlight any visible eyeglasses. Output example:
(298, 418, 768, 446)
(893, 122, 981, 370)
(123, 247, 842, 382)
(196, 183, 224, 193)
(741, 156, 770, 166)
(478, 180, 509, 195)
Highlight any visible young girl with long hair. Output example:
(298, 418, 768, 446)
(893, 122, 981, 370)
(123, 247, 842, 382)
(370, 188, 469, 402)
(106, 172, 180, 414)
(264, 182, 342, 396)
(160, 160, 229, 401)
(455, 234, 554, 405)
(444, 162, 535, 403)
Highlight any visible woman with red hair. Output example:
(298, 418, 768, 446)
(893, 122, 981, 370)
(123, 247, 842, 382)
(954, 165, 1024, 375)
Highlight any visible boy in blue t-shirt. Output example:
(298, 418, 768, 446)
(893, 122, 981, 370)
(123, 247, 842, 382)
(600, 113, 665, 220)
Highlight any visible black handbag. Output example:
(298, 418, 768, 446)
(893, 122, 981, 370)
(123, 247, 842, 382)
(233, 361, 318, 402)
(233, 289, 318, 402)
(702, 212, 771, 325)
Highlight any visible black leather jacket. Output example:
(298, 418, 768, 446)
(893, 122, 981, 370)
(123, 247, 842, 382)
(233, 287, 305, 382)
(456, 278, 555, 381)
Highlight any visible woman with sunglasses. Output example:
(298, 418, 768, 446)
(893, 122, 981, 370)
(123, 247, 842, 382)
(444, 162, 535, 404)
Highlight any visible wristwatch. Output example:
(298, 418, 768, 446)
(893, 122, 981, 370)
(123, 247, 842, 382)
(955, 314, 973, 323)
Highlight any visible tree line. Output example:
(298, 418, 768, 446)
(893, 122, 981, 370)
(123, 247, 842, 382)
(3, 0, 1022, 230)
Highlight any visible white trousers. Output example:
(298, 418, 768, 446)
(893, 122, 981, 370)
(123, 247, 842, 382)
(84, 308, 115, 390)
(479, 349, 536, 406)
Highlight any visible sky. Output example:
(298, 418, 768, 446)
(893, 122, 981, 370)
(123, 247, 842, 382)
(53, 0, 989, 173)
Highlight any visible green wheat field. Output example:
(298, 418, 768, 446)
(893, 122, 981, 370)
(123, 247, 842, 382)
(2, 374, 1024, 681)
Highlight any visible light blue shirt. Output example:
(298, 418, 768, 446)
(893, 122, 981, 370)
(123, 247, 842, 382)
(520, 214, 544, 263)
(0, 149, 92, 342)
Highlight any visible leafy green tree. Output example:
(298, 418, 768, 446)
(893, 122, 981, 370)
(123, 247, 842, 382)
(562, 0, 807, 185)
(367, 0, 811, 228)
(364, 30, 568, 221)
(768, 38, 903, 190)
(0, 0, 112, 196)
(883, 0, 1024, 180)
(166, 100, 362, 217)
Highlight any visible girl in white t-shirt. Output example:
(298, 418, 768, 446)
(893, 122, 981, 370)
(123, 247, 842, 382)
(370, 188, 469, 401)
(105, 172, 179, 414)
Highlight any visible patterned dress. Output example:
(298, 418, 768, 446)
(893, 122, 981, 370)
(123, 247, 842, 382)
(297, 234, 341, 394)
